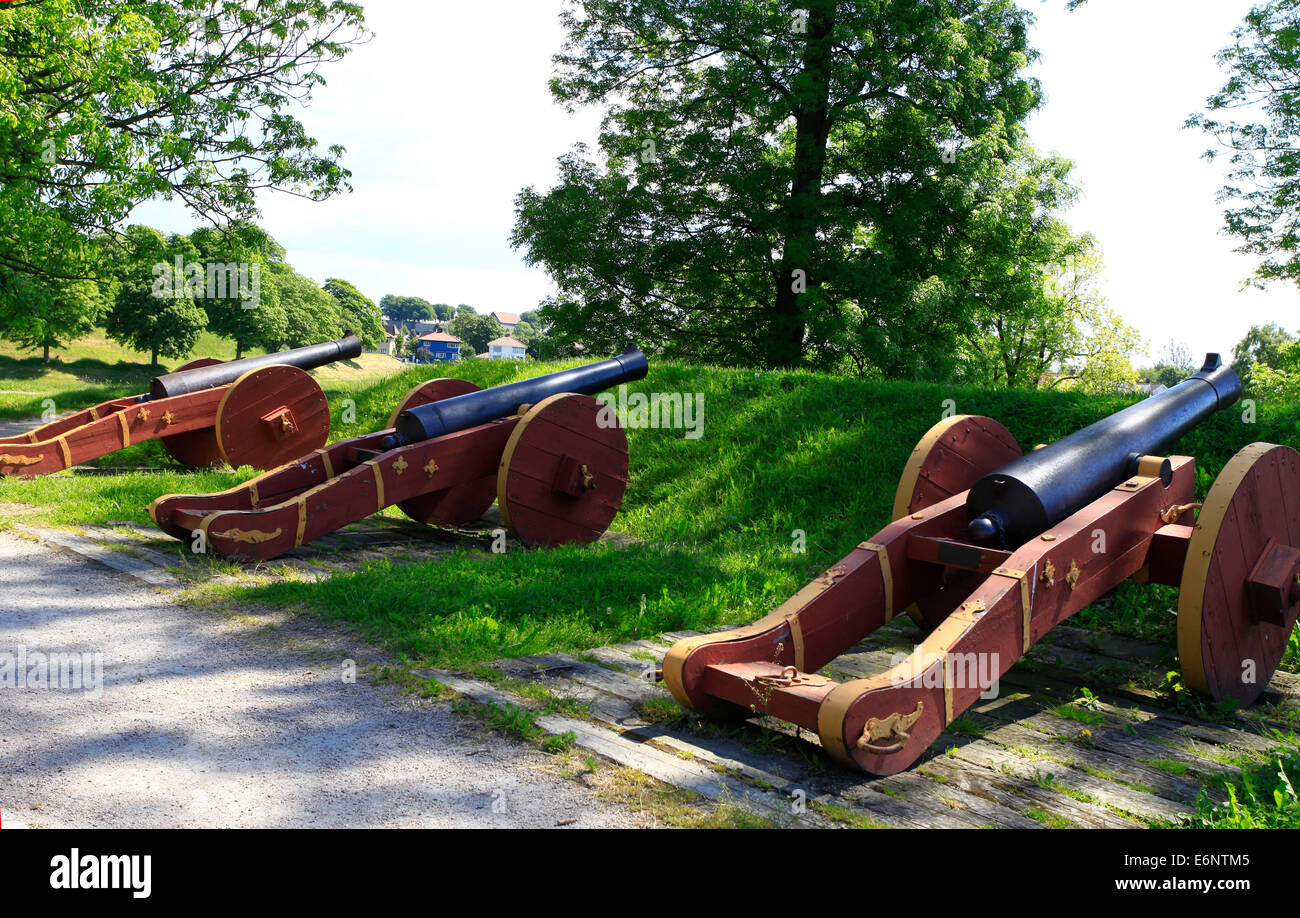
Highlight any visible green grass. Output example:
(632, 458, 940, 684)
(0, 327, 396, 423)
(1184, 749, 1300, 828)
(0, 330, 266, 420)
(3, 353, 1299, 676)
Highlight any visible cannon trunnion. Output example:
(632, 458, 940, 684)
(0, 335, 362, 477)
(663, 356, 1300, 775)
(149, 348, 649, 560)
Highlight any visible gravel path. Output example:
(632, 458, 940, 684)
(0, 531, 641, 828)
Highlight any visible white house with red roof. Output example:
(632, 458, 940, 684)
(486, 335, 527, 360)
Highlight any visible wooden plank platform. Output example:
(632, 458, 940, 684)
(457, 619, 1299, 828)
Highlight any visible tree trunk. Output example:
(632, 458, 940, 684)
(43, 341, 50, 363)
(769, 1, 836, 369)
(235, 340, 244, 360)
(151, 347, 159, 367)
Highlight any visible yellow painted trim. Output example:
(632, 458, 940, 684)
(892, 415, 977, 521)
(993, 566, 1034, 653)
(294, 498, 308, 548)
(787, 613, 806, 673)
(317, 448, 334, 480)
(1177, 442, 1279, 696)
(942, 652, 954, 725)
(364, 459, 385, 512)
(858, 541, 893, 622)
(56, 436, 71, 469)
(248, 481, 260, 509)
(497, 393, 572, 537)
(118, 412, 130, 448)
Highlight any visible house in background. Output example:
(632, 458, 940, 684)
(416, 331, 462, 362)
(373, 324, 400, 356)
(490, 311, 520, 334)
(486, 336, 527, 360)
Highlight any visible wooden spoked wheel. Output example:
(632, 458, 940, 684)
(892, 415, 1022, 521)
(498, 393, 629, 547)
(1179, 443, 1300, 706)
(391, 378, 499, 527)
(160, 357, 225, 468)
(215, 364, 331, 470)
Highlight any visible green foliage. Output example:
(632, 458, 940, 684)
(1191, 0, 1300, 286)
(189, 224, 286, 357)
(1232, 323, 1298, 393)
(380, 295, 434, 326)
(1186, 750, 1300, 828)
(0, 0, 366, 290)
(450, 313, 506, 355)
(103, 226, 207, 365)
(513, 0, 1073, 373)
(323, 278, 384, 348)
(270, 267, 344, 349)
(0, 269, 107, 361)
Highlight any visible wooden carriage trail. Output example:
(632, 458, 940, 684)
(432, 618, 1300, 829)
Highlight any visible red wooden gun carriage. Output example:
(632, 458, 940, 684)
(149, 348, 649, 560)
(663, 355, 1300, 775)
(0, 335, 362, 477)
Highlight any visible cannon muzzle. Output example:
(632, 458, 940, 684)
(148, 333, 363, 399)
(966, 354, 1242, 548)
(383, 346, 649, 448)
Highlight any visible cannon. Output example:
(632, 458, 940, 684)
(149, 347, 649, 561)
(0, 335, 362, 477)
(663, 355, 1300, 775)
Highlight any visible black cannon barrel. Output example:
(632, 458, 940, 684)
(383, 346, 649, 449)
(966, 354, 1242, 548)
(148, 333, 363, 400)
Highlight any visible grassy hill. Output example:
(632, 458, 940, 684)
(0, 330, 398, 420)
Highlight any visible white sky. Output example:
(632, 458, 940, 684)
(130, 0, 1300, 365)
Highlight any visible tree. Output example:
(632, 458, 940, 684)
(1159, 339, 1197, 376)
(513, 0, 1049, 370)
(380, 295, 434, 326)
(1190, 1, 1300, 286)
(1232, 322, 1297, 390)
(0, 270, 106, 362)
(0, 0, 367, 292)
(104, 226, 207, 366)
(190, 224, 286, 358)
(323, 278, 384, 347)
(272, 268, 344, 349)
(450, 314, 506, 355)
(431, 303, 456, 322)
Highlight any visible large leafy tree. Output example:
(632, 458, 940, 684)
(380, 295, 435, 326)
(104, 226, 208, 366)
(190, 224, 286, 358)
(1190, 0, 1300, 285)
(271, 267, 344, 349)
(513, 0, 1050, 370)
(450, 314, 506, 355)
(0, 0, 366, 286)
(323, 278, 384, 347)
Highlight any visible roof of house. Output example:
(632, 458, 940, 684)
(419, 331, 462, 344)
(487, 336, 528, 349)
(490, 311, 521, 325)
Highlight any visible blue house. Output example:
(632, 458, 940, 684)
(417, 331, 462, 362)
